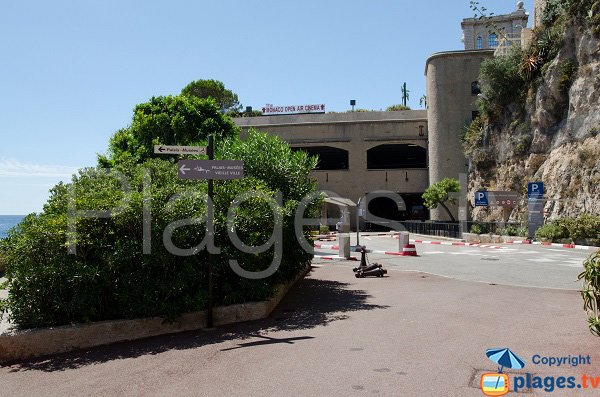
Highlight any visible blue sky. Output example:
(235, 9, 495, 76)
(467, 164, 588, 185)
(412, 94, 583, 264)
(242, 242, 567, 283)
(0, 0, 533, 214)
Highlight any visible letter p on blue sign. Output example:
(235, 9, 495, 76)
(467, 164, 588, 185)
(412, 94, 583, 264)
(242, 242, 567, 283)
(475, 191, 489, 207)
(528, 182, 544, 198)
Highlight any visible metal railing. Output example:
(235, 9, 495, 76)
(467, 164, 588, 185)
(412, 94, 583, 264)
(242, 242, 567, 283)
(399, 221, 525, 239)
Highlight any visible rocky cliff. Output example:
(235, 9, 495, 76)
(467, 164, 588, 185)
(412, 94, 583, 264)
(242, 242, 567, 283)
(468, 11, 600, 222)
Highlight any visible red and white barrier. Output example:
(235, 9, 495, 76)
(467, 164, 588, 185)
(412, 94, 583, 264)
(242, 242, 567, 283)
(313, 255, 359, 261)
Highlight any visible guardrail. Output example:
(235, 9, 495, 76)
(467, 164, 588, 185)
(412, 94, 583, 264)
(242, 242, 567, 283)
(399, 221, 524, 239)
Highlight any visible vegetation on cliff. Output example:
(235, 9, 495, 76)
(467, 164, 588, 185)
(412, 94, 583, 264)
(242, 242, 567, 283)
(464, 0, 600, 222)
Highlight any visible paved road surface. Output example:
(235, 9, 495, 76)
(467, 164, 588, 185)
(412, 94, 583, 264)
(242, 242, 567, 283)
(1, 246, 599, 396)
(316, 234, 593, 290)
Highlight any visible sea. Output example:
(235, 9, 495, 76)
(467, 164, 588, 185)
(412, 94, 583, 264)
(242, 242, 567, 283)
(0, 215, 25, 239)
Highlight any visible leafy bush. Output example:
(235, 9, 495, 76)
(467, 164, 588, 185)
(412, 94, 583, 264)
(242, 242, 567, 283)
(578, 250, 600, 336)
(0, 98, 319, 328)
(498, 224, 526, 237)
(470, 224, 483, 234)
(536, 214, 600, 244)
(386, 104, 411, 111)
(479, 47, 526, 117)
(462, 116, 486, 156)
(98, 95, 237, 168)
(536, 223, 569, 241)
(542, 0, 565, 25)
(470, 223, 491, 235)
(559, 59, 579, 91)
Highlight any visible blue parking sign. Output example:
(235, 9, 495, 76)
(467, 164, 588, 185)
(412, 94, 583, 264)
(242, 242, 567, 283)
(474, 191, 489, 207)
(528, 182, 544, 198)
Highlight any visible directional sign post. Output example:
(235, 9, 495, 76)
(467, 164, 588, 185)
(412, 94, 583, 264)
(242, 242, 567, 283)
(176, 138, 244, 329)
(178, 160, 244, 180)
(527, 182, 545, 239)
(154, 145, 207, 155)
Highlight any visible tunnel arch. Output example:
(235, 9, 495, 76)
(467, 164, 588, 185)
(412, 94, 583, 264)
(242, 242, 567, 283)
(291, 146, 349, 170)
(367, 144, 426, 169)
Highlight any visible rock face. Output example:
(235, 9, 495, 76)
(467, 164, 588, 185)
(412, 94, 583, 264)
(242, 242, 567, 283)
(468, 19, 600, 222)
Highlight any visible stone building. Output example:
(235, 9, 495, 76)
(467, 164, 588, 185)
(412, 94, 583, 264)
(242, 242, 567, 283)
(234, 2, 533, 225)
(461, 1, 529, 51)
(425, 50, 495, 220)
(234, 111, 429, 227)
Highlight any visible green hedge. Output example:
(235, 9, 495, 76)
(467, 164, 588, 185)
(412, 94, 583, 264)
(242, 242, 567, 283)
(0, 97, 319, 328)
(536, 214, 600, 245)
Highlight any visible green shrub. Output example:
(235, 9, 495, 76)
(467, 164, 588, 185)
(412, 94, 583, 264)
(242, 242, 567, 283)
(578, 250, 600, 336)
(0, 100, 320, 328)
(498, 224, 524, 236)
(479, 47, 526, 118)
(470, 223, 490, 234)
(536, 223, 569, 241)
(559, 59, 578, 91)
(536, 214, 600, 243)
(542, 0, 565, 25)
(386, 104, 411, 111)
(462, 116, 486, 156)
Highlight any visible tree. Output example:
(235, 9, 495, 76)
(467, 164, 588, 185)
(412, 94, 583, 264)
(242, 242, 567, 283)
(181, 79, 242, 113)
(98, 95, 236, 167)
(422, 178, 460, 222)
(1, 100, 319, 328)
(386, 104, 411, 111)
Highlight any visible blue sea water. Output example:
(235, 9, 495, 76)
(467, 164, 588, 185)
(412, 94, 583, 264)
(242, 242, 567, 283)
(0, 215, 26, 239)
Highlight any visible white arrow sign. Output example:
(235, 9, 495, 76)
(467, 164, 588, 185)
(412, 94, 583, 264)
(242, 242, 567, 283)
(154, 145, 207, 155)
(179, 164, 191, 175)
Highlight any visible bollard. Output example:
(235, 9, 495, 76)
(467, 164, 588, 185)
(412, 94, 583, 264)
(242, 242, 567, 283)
(398, 231, 409, 251)
(338, 233, 350, 259)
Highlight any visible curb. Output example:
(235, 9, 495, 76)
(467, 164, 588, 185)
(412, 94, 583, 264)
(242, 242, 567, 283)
(530, 241, 598, 250)
(0, 265, 311, 364)
(313, 255, 359, 261)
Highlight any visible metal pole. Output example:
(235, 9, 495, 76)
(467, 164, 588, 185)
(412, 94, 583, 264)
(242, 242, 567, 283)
(207, 135, 214, 329)
(356, 197, 362, 246)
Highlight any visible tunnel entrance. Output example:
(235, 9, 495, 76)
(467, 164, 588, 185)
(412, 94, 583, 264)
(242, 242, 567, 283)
(291, 146, 349, 170)
(367, 144, 426, 169)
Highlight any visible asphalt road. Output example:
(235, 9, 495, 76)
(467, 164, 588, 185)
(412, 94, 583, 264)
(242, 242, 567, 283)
(316, 233, 593, 290)
(1, 237, 599, 396)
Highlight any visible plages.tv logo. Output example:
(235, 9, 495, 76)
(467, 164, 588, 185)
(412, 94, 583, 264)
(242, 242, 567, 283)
(481, 348, 526, 396)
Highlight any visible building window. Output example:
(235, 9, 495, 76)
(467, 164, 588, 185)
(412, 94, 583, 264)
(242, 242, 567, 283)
(367, 144, 427, 169)
(291, 146, 349, 170)
(471, 81, 481, 96)
(488, 33, 498, 48)
(476, 36, 483, 49)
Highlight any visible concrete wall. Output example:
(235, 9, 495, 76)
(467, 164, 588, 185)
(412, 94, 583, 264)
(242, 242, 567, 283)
(235, 111, 429, 226)
(425, 50, 495, 220)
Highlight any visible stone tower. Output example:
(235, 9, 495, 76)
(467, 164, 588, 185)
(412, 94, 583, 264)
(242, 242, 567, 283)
(534, 0, 547, 27)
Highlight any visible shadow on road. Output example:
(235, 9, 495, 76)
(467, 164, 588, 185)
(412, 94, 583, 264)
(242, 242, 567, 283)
(5, 270, 389, 373)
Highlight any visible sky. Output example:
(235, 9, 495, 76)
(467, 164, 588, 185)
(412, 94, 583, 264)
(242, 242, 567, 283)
(0, 0, 534, 214)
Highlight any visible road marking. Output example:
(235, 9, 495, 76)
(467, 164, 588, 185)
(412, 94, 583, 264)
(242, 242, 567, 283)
(526, 258, 558, 263)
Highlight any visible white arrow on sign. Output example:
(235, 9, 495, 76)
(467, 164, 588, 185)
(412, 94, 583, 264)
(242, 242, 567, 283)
(179, 164, 191, 175)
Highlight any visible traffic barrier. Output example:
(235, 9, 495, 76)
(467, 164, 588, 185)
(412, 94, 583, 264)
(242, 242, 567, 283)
(401, 244, 418, 256)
